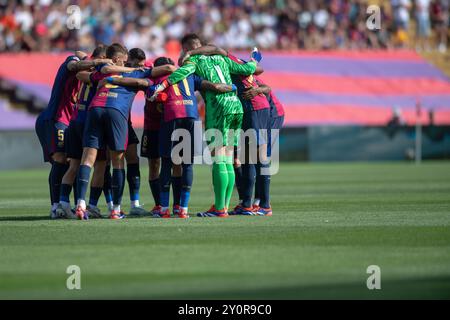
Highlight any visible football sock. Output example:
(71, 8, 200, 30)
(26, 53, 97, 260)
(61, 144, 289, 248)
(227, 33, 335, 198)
(112, 168, 125, 209)
(48, 167, 54, 206)
(89, 186, 103, 207)
(171, 176, 181, 207)
(254, 164, 262, 206)
(212, 156, 228, 211)
(107, 202, 114, 211)
(72, 178, 78, 206)
(234, 165, 244, 201)
(180, 164, 193, 210)
(254, 173, 262, 203)
(225, 157, 235, 209)
(131, 200, 140, 208)
(241, 163, 255, 208)
(60, 183, 72, 204)
(103, 165, 113, 206)
(257, 162, 271, 208)
(51, 162, 69, 207)
(160, 158, 172, 209)
(51, 203, 58, 212)
(127, 163, 140, 203)
(76, 165, 91, 209)
(149, 178, 161, 206)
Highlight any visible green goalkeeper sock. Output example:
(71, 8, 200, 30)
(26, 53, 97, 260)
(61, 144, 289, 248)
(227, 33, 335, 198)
(225, 157, 235, 209)
(212, 156, 228, 211)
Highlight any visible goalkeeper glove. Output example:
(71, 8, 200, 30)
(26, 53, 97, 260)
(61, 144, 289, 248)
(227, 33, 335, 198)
(251, 47, 262, 63)
(148, 80, 169, 102)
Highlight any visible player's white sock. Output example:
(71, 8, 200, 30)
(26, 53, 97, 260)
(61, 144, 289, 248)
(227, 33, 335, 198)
(162, 207, 169, 213)
(181, 207, 188, 212)
(253, 199, 260, 206)
(131, 200, 140, 208)
(113, 205, 121, 213)
(60, 201, 71, 210)
(51, 203, 58, 211)
(77, 200, 86, 210)
(238, 199, 243, 205)
(107, 201, 114, 211)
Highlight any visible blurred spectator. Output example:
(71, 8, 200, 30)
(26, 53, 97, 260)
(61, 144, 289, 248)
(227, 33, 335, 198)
(391, 0, 412, 31)
(0, 0, 448, 55)
(389, 106, 406, 126)
(431, 0, 449, 52)
(386, 106, 405, 138)
(415, 0, 431, 51)
(428, 108, 435, 125)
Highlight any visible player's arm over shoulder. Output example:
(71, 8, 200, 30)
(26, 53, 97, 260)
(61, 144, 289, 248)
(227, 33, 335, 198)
(190, 44, 227, 57)
(180, 44, 228, 65)
(254, 77, 271, 94)
(76, 71, 92, 84)
(100, 64, 137, 74)
(150, 65, 177, 78)
(200, 80, 235, 93)
(67, 56, 112, 72)
(106, 77, 150, 89)
(167, 62, 196, 85)
(225, 56, 257, 76)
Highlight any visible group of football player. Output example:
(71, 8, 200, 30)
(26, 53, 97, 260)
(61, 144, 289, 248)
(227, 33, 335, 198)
(35, 33, 284, 220)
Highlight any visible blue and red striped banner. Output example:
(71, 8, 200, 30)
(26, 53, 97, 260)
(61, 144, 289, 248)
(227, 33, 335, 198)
(1, 50, 449, 128)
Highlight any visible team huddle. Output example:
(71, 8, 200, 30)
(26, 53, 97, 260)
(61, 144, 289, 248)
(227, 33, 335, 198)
(35, 33, 284, 220)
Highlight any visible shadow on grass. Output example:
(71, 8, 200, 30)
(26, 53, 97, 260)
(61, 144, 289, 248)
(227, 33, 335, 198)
(147, 276, 450, 300)
(0, 216, 51, 222)
(0, 214, 151, 222)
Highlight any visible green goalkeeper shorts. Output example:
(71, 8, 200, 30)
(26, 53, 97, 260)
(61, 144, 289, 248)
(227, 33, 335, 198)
(205, 113, 243, 147)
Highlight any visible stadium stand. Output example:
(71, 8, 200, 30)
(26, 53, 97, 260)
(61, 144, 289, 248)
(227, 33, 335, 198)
(0, 50, 449, 127)
(0, 0, 449, 166)
(0, 0, 448, 53)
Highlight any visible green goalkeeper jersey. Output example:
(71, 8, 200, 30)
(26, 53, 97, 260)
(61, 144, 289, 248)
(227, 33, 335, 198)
(168, 55, 257, 124)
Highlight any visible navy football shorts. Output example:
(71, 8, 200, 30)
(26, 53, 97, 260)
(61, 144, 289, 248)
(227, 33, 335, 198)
(140, 129, 160, 159)
(35, 114, 67, 162)
(67, 120, 106, 160)
(268, 115, 284, 157)
(83, 108, 128, 152)
(159, 118, 201, 161)
(66, 120, 84, 160)
(35, 114, 52, 162)
(128, 120, 140, 146)
(241, 108, 270, 146)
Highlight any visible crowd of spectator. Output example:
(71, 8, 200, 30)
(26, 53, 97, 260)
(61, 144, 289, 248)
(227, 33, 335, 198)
(0, 0, 449, 56)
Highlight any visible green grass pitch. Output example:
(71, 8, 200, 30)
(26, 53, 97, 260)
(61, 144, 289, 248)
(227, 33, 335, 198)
(0, 162, 449, 299)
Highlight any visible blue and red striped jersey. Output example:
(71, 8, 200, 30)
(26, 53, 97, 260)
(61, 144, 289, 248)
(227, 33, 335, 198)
(255, 77, 285, 118)
(71, 64, 103, 123)
(90, 68, 152, 119)
(40, 55, 80, 125)
(148, 74, 203, 123)
(228, 53, 270, 113)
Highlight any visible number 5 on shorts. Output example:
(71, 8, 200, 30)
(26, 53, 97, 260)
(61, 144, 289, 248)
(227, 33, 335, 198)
(58, 130, 64, 142)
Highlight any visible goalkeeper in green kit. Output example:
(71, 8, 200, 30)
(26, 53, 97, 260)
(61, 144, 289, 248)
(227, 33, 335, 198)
(149, 33, 262, 217)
